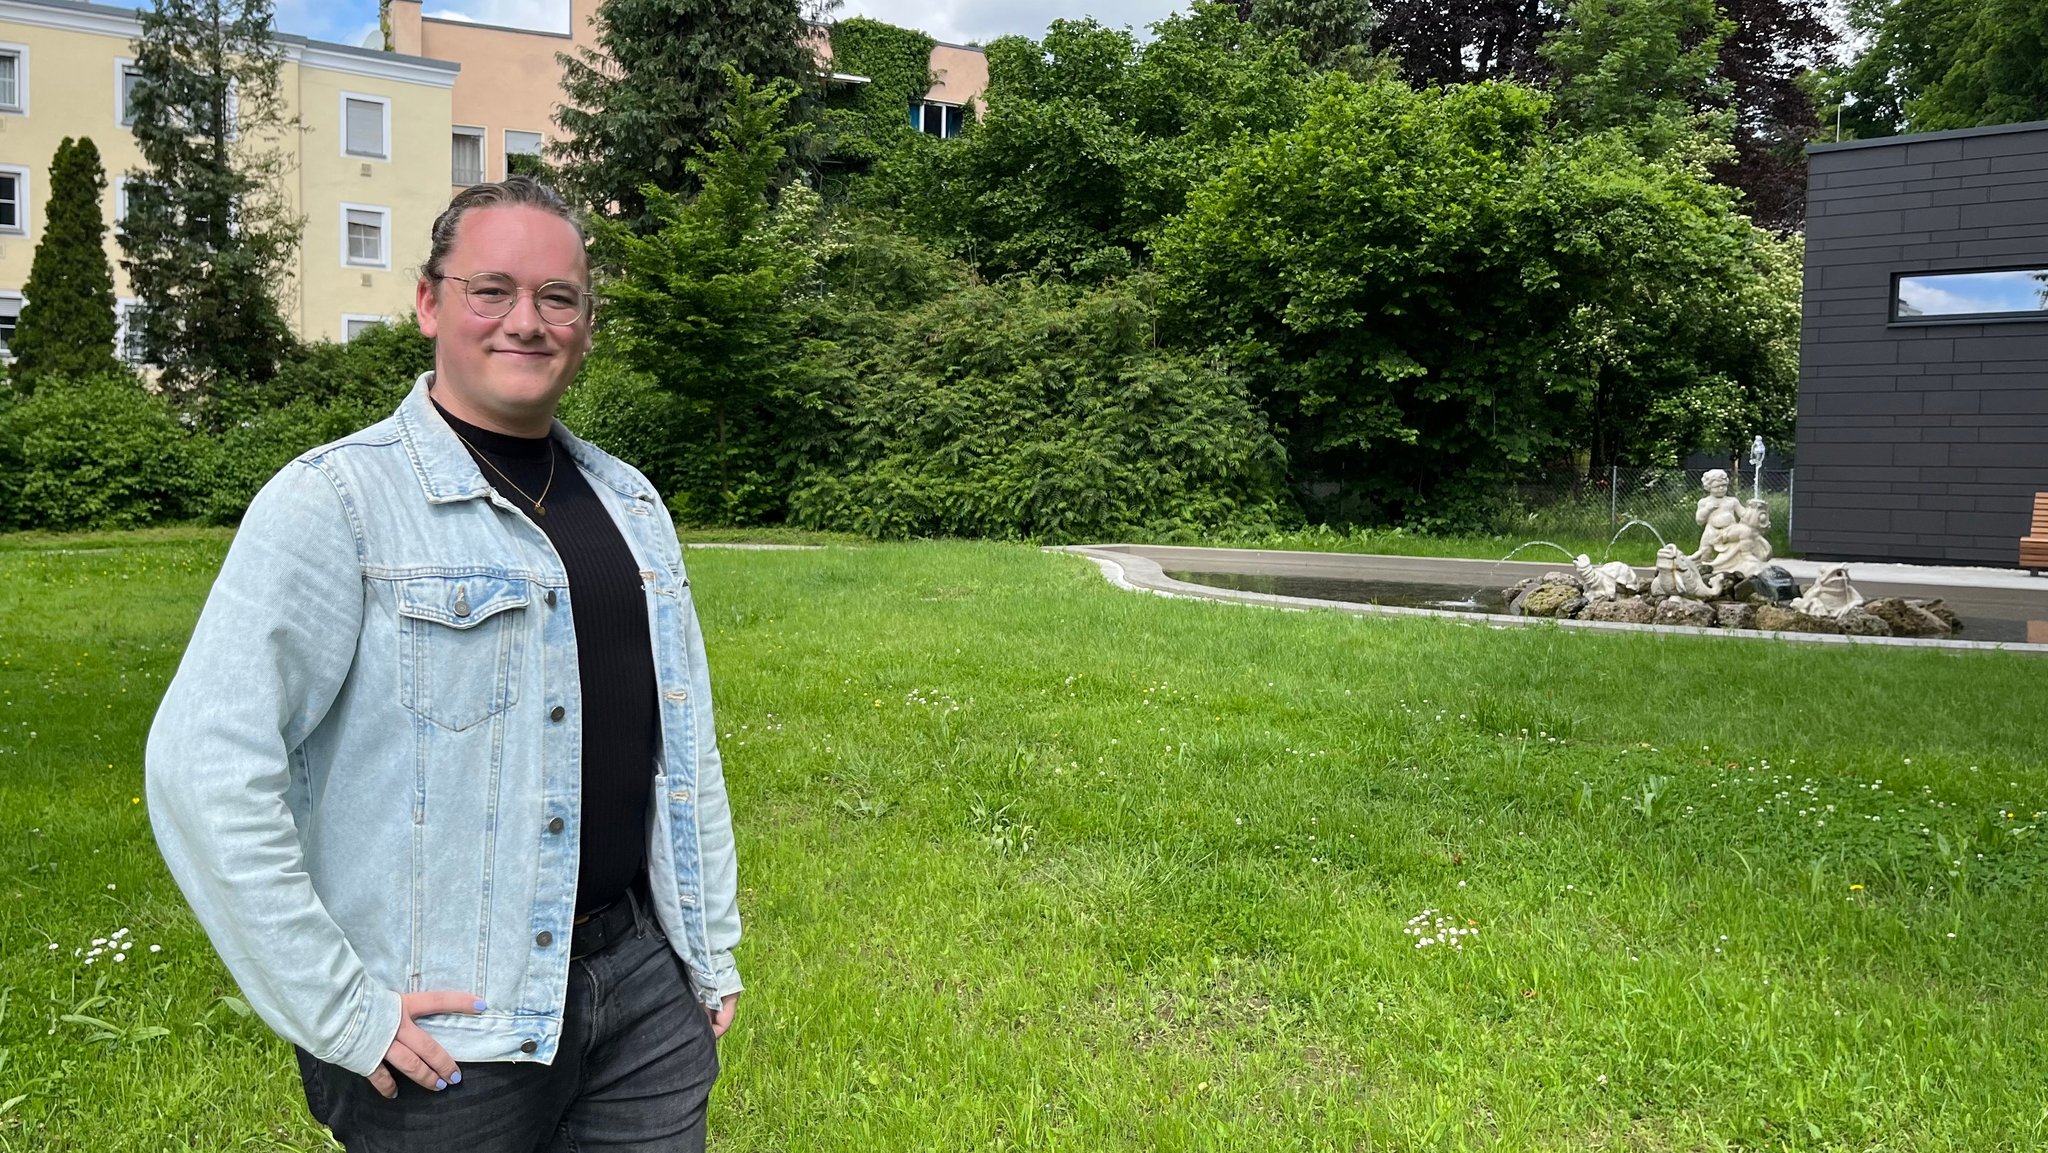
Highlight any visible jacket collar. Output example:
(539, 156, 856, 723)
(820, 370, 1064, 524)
(396, 372, 656, 505)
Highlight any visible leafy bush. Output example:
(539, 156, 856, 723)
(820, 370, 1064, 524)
(194, 318, 434, 523)
(792, 275, 1292, 541)
(0, 375, 200, 530)
(555, 355, 693, 499)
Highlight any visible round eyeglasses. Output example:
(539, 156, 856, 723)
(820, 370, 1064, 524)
(441, 273, 593, 326)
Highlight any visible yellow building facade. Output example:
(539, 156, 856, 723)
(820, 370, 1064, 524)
(0, 0, 458, 352)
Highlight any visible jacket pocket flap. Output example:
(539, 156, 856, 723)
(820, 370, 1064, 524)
(396, 575, 530, 629)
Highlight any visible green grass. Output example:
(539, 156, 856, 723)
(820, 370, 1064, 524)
(4, 532, 2046, 1150)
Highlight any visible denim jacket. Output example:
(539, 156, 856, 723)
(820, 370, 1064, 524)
(146, 374, 741, 1077)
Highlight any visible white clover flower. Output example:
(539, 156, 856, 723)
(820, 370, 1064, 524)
(149, 944, 162, 953)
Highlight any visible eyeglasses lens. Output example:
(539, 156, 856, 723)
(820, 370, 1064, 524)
(462, 274, 586, 325)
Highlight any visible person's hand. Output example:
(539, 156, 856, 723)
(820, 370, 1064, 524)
(706, 992, 739, 1039)
(368, 990, 484, 1099)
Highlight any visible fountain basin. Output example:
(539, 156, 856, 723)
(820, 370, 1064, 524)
(1058, 545, 2048, 653)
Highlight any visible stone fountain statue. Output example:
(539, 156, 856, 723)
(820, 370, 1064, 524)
(1691, 470, 1775, 581)
(1789, 564, 1864, 619)
(1573, 554, 1645, 602)
(1650, 543, 1722, 599)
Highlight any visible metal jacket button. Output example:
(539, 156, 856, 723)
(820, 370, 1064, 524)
(454, 598, 470, 616)
(550, 706, 565, 722)
(545, 590, 557, 607)
(547, 816, 564, 834)
(520, 1040, 538, 1054)
(535, 931, 553, 947)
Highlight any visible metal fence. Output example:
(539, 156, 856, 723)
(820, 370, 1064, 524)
(1493, 466, 1795, 556)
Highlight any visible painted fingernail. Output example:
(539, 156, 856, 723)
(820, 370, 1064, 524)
(473, 999, 488, 1012)
(449, 1071, 462, 1085)
(435, 1078, 447, 1091)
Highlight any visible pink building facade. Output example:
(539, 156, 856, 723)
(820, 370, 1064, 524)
(380, 0, 987, 189)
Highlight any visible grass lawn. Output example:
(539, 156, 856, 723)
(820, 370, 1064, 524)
(3, 529, 2046, 1150)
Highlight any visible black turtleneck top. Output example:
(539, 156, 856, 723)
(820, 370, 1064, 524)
(434, 398, 657, 916)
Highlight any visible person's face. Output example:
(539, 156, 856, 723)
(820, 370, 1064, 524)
(418, 205, 592, 436)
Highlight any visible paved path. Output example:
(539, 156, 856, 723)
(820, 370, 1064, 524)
(1054, 544, 2048, 656)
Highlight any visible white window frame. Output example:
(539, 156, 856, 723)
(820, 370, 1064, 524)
(339, 202, 390, 269)
(115, 58, 142, 128)
(342, 313, 391, 342)
(114, 176, 132, 227)
(911, 100, 964, 139)
(451, 124, 485, 184)
(0, 43, 29, 116)
(0, 290, 24, 360)
(115, 298, 145, 364)
(503, 129, 542, 175)
(0, 165, 29, 236)
(340, 91, 392, 161)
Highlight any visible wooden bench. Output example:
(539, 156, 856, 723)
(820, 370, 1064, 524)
(2023, 493, 2048, 572)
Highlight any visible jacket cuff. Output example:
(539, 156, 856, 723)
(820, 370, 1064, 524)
(328, 985, 404, 1077)
(698, 949, 742, 1007)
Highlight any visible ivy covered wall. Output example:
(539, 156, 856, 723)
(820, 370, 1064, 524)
(824, 18, 939, 165)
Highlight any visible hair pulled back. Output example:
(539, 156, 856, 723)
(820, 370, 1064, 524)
(422, 175, 587, 282)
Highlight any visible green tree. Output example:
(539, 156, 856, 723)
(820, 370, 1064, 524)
(1543, 0, 1734, 155)
(1247, 0, 1381, 75)
(119, 0, 299, 405)
(591, 69, 828, 523)
(1905, 0, 2048, 129)
(10, 138, 124, 391)
(1828, 0, 2046, 136)
(1155, 77, 1797, 525)
(553, 0, 816, 231)
(864, 5, 1314, 280)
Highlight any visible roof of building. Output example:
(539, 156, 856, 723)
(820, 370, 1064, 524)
(1809, 117, 2048, 155)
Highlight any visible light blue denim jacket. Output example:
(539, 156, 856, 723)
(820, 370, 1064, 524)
(146, 374, 741, 1077)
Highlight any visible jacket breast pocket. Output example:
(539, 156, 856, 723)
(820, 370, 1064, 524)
(396, 575, 529, 731)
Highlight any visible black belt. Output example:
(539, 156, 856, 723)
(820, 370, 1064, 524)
(569, 881, 644, 960)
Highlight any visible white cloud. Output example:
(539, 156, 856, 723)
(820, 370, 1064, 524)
(422, 0, 568, 33)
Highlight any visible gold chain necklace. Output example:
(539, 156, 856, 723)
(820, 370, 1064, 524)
(453, 430, 557, 518)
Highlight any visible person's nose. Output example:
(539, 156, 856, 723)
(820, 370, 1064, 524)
(501, 287, 547, 338)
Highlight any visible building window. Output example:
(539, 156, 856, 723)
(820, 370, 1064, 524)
(452, 126, 484, 185)
(341, 204, 389, 268)
(909, 101, 963, 139)
(0, 45, 26, 114)
(0, 166, 27, 235)
(116, 60, 142, 127)
(116, 299, 146, 364)
(504, 130, 543, 177)
(1894, 269, 2048, 323)
(343, 314, 389, 342)
(0, 292, 21, 357)
(115, 177, 131, 227)
(343, 93, 389, 160)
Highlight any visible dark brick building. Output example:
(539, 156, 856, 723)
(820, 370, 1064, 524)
(1796, 120, 2048, 566)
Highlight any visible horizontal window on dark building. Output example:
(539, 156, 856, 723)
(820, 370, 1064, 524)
(1894, 269, 2048, 322)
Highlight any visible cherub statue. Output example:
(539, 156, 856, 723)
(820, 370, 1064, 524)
(1692, 470, 1774, 580)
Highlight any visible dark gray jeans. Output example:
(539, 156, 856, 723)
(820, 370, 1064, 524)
(297, 896, 720, 1152)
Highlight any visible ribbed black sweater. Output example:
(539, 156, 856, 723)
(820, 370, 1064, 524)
(436, 400, 656, 916)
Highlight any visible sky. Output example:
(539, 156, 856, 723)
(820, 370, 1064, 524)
(157, 0, 1190, 55)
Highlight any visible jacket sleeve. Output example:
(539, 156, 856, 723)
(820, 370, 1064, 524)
(145, 460, 404, 1077)
(660, 501, 742, 1005)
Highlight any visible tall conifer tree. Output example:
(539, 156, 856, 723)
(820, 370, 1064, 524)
(119, 0, 299, 403)
(10, 137, 124, 391)
(553, 0, 819, 232)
